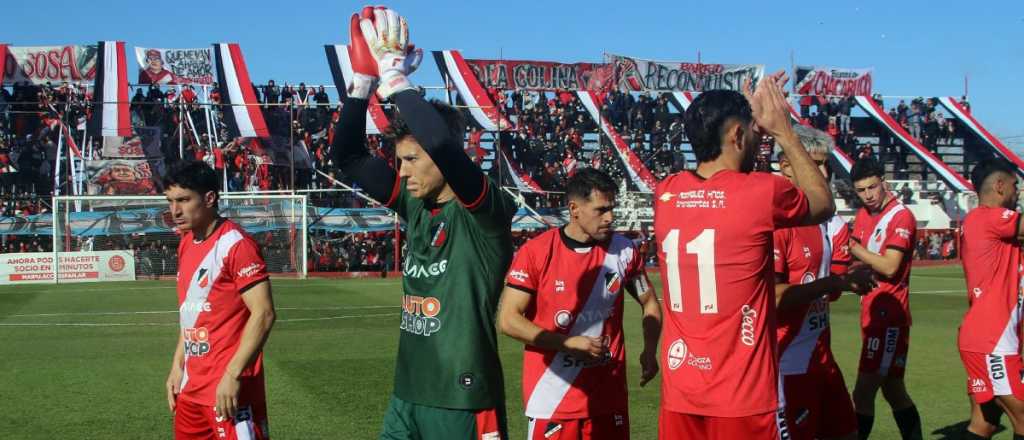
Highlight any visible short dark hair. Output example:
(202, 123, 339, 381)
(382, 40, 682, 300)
(850, 158, 885, 183)
(683, 90, 753, 163)
(566, 168, 617, 202)
(384, 99, 464, 143)
(163, 161, 220, 200)
(970, 158, 1017, 191)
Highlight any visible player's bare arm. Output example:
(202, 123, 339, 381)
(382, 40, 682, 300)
(215, 280, 275, 420)
(744, 72, 834, 225)
(497, 285, 606, 360)
(166, 332, 185, 412)
(775, 265, 876, 311)
(849, 243, 905, 279)
(626, 280, 661, 386)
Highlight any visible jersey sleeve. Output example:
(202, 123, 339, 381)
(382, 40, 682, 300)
(505, 241, 539, 294)
(830, 222, 852, 275)
(989, 209, 1021, 242)
(626, 240, 653, 298)
(772, 229, 789, 278)
(883, 211, 916, 253)
(465, 176, 519, 234)
(770, 174, 810, 229)
(227, 237, 270, 294)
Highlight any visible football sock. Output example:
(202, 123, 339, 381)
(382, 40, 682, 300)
(857, 413, 874, 440)
(893, 405, 922, 440)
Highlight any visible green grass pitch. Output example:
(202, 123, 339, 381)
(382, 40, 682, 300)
(0, 265, 1003, 438)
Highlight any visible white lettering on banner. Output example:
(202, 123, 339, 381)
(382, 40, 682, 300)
(794, 66, 873, 97)
(607, 53, 763, 93)
(0, 251, 136, 285)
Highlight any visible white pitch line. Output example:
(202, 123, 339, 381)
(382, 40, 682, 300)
(8, 305, 400, 318)
(0, 279, 403, 295)
(0, 312, 399, 327)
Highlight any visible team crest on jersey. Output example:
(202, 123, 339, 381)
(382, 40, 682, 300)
(605, 271, 622, 294)
(196, 268, 209, 288)
(430, 222, 447, 247)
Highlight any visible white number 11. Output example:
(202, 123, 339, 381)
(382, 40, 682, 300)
(662, 229, 719, 314)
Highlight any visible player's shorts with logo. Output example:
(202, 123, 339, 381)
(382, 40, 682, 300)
(174, 397, 268, 440)
(782, 364, 857, 440)
(658, 409, 788, 440)
(859, 325, 910, 378)
(527, 412, 629, 440)
(380, 395, 507, 440)
(960, 351, 1024, 404)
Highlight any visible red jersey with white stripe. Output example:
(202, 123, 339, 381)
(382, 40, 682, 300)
(774, 215, 848, 376)
(654, 170, 809, 417)
(851, 197, 916, 328)
(177, 219, 270, 406)
(505, 228, 649, 419)
(958, 206, 1023, 354)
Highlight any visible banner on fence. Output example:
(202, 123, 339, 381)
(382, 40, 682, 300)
(135, 47, 214, 85)
(3, 45, 98, 85)
(794, 66, 873, 97)
(0, 251, 136, 284)
(461, 58, 615, 92)
(101, 127, 163, 159)
(85, 160, 163, 196)
(606, 53, 763, 93)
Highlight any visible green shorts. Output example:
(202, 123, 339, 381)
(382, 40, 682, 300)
(380, 395, 508, 440)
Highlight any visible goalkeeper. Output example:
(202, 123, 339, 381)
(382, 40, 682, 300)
(331, 6, 517, 440)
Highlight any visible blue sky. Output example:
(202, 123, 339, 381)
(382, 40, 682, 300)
(5, 0, 1023, 148)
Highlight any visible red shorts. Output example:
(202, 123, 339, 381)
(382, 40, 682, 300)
(527, 412, 628, 440)
(658, 409, 788, 440)
(174, 398, 269, 440)
(960, 351, 1024, 404)
(782, 363, 857, 440)
(858, 326, 910, 378)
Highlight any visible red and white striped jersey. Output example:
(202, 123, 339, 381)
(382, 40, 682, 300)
(654, 170, 809, 417)
(774, 215, 849, 376)
(505, 228, 649, 419)
(851, 197, 916, 328)
(176, 219, 269, 406)
(959, 206, 1023, 355)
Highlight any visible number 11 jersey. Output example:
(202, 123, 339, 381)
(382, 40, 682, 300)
(654, 170, 809, 417)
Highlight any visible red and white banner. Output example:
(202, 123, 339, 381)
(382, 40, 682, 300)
(576, 91, 657, 192)
(460, 58, 614, 92)
(607, 53, 763, 93)
(937, 97, 1024, 175)
(324, 44, 390, 135)
(0, 251, 136, 285)
(794, 66, 873, 97)
(87, 41, 131, 138)
(2, 44, 98, 85)
(213, 43, 269, 138)
(854, 96, 972, 191)
(433, 50, 512, 131)
(496, 144, 544, 192)
(135, 47, 214, 85)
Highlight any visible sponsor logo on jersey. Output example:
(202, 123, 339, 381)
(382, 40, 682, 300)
(740, 305, 758, 346)
(1004, 210, 1015, 220)
(554, 279, 565, 292)
(973, 287, 983, 298)
(403, 259, 448, 279)
(544, 421, 563, 438)
(180, 300, 212, 313)
(183, 326, 210, 357)
(659, 192, 676, 202)
(508, 269, 529, 283)
(895, 227, 911, 239)
(614, 414, 625, 426)
(802, 246, 811, 259)
(196, 268, 209, 288)
(605, 271, 622, 295)
(400, 295, 443, 336)
(237, 262, 264, 279)
(430, 222, 447, 247)
(458, 372, 475, 389)
(969, 377, 988, 394)
(666, 338, 712, 371)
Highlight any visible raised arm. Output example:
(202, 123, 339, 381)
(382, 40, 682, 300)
(330, 95, 399, 205)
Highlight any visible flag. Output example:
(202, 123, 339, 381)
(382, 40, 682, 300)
(87, 41, 131, 137)
(324, 44, 390, 134)
(214, 43, 269, 138)
(0, 44, 7, 85)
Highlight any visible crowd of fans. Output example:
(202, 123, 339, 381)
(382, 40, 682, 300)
(0, 79, 981, 268)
